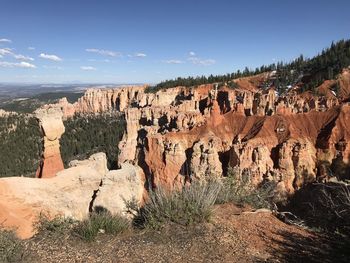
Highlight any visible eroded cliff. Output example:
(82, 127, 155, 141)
(66, 70, 350, 199)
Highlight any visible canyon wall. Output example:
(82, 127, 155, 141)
(65, 70, 350, 198)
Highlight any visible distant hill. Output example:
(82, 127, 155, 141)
(0, 91, 84, 113)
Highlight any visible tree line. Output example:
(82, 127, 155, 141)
(145, 39, 350, 95)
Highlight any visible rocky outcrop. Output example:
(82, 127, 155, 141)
(35, 107, 65, 178)
(34, 70, 350, 198)
(93, 163, 144, 214)
(0, 153, 144, 239)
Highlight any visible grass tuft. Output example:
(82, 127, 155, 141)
(73, 211, 130, 242)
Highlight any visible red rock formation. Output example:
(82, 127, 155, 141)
(38, 69, 350, 196)
(35, 107, 65, 178)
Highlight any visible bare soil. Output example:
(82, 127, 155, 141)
(21, 204, 349, 263)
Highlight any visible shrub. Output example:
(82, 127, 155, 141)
(73, 211, 130, 242)
(139, 180, 221, 229)
(34, 212, 75, 237)
(216, 167, 275, 209)
(0, 229, 24, 262)
(286, 182, 350, 235)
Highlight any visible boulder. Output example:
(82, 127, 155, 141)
(0, 153, 144, 239)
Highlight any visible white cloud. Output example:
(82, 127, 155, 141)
(28, 47, 35, 50)
(164, 59, 184, 64)
(188, 57, 216, 66)
(0, 55, 2, 58)
(80, 66, 97, 71)
(19, 62, 36, 68)
(14, 54, 34, 61)
(0, 48, 13, 56)
(189, 51, 196, 56)
(0, 48, 34, 62)
(85, 48, 121, 57)
(0, 61, 36, 68)
(39, 53, 62, 61)
(136, 53, 146, 57)
(0, 39, 12, 43)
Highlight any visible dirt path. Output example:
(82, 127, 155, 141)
(22, 204, 349, 263)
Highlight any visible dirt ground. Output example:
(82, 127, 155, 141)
(22, 204, 349, 263)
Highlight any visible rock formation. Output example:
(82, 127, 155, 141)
(64, 73, 350, 197)
(35, 107, 65, 178)
(0, 153, 144, 238)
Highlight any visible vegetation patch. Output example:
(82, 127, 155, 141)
(0, 113, 43, 177)
(216, 167, 275, 210)
(60, 113, 125, 169)
(34, 213, 76, 238)
(73, 211, 130, 242)
(136, 180, 221, 229)
(0, 228, 24, 263)
(285, 182, 350, 235)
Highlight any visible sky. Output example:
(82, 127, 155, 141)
(0, 0, 349, 84)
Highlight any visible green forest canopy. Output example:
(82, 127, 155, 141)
(60, 113, 126, 170)
(0, 114, 43, 177)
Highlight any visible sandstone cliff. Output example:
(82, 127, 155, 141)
(65, 73, 350, 198)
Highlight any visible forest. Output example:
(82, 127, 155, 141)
(60, 113, 126, 169)
(145, 39, 350, 94)
(0, 113, 43, 177)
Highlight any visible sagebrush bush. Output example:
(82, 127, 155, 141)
(139, 180, 222, 228)
(73, 211, 130, 241)
(216, 167, 275, 209)
(0, 229, 24, 262)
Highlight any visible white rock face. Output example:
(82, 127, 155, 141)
(0, 153, 144, 239)
(94, 163, 144, 217)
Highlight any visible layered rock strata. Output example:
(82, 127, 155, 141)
(65, 72, 350, 197)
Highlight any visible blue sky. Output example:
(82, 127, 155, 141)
(0, 0, 349, 84)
